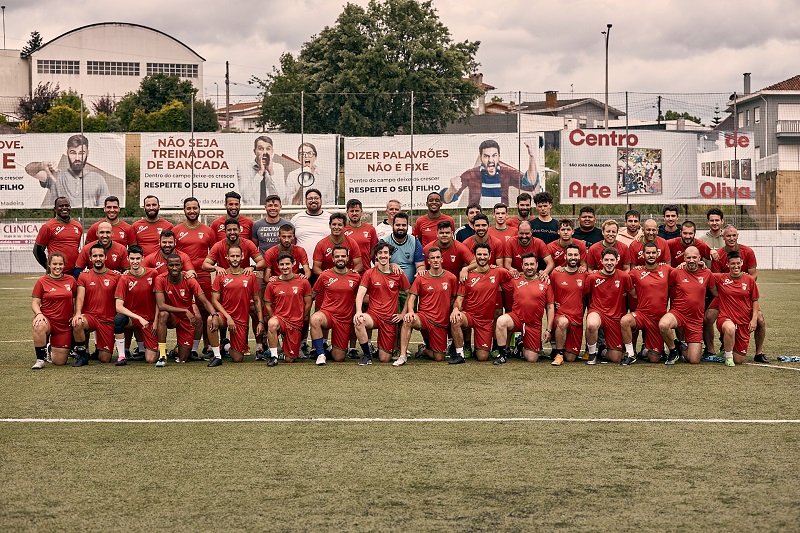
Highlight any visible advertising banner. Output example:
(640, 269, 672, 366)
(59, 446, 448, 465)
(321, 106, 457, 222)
(139, 133, 339, 208)
(0, 220, 44, 251)
(560, 129, 755, 205)
(0, 133, 125, 208)
(344, 133, 545, 209)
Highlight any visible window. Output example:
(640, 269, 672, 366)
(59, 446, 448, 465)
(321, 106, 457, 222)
(738, 112, 744, 128)
(146, 63, 198, 78)
(754, 106, 761, 124)
(37, 60, 79, 74)
(745, 110, 750, 126)
(87, 61, 140, 76)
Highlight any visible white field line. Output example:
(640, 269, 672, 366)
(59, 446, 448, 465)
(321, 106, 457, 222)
(1, 417, 799, 424)
(0, 287, 30, 290)
(742, 362, 800, 371)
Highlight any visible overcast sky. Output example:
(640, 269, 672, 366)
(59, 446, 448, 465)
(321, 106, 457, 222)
(5, 0, 798, 111)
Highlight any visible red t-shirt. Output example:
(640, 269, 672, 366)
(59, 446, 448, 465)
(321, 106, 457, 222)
(265, 275, 312, 328)
(313, 235, 360, 271)
(154, 273, 202, 311)
(75, 241, 130, 271)
(667, 238, 712, 268)
(211, 215, 254, 242)
(35, 218, 83, 271)
(413, 214, 455, 247)
(506, 217, 531, 230)
(344, 223, 378, 267)
(505, 237, 550, 271)
(115, 267, 159, 321)
(628, 237, 672, 266)
(629, 264, 671, 318)
(32, 274, 76, 323)
(174, 223, 215, 273)
(463, 235, 507, 265)
(458, 267, 512, 321)
(668, 267, 716, 318)
(359, 267, 410, 318)
(550, 269, 587, 323)
(86, 219, 134, 246)
(78, 269, 121, 319)
(264, 245, 309, 276)
(313, 269, 361, 320)
(131, 218, 174, 257)
(207, 239, 261, 270)
(424, 240, 473, 277)
(546, 239, 587, 268)
(587, 240, 631, 270)
(487, 226, 517, 244)
(143, 249, 194, 275)
(712, 244, 758, 274)
(584, 269, 633, 319)
(409, 270, 457, 327)
(714, 272, 759, 324)
(502, 275, 555, 324)
(212, 271, 260, 323)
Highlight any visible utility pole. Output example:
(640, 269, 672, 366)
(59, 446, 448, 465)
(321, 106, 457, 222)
(225, 61, 230, 132)
(603, 23, 612, 129)
(657, 95, 662, 125)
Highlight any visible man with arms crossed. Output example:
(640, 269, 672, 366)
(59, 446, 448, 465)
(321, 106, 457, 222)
(264, 252, 313, 366)
(353, 242, 410, 365)
(550, 245, 587, 366)
(714, 252, 760, 367)
(114, 245, 159, 365)
(34, 197, 82, 276)
(394, 247, 457, 366)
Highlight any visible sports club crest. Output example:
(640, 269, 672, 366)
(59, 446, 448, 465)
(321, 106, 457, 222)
(614, 280, 620, 288)
(539, 284, 545, 291)
(450, 255, 456, 262)
(128, 281, 137, 290)
(441, 282, 448, 290)
(348, 280, 355, 287)
(112, 254, 118, 262)
(103, 279, 110, 287)
(243, 280, 248, 287)
(698, 277, 704, 284)
(65, 284, 71, 292)
(363, 231, 370, 239)
(179, 289, 186, 297)
(576, 279, 583, 287)
(742, 283, 747, 291)
(658, 271, 664, 278)
(388, 280, 395, 288)
(199, 232, 205, 239)
(292, 286, 298, 294)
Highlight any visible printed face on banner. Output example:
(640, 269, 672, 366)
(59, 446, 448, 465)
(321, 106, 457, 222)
(344, 133, 545, 209)
(0, 134, 126, 209)
(139, 133, 338, 208)
(560, 129, 755, 205)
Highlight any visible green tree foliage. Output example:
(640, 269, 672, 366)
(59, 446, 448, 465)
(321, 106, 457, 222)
(114, 74, 218, 132)
(27, 92, 108, 132)
(252, 0, 481, 136)
(18, 82, 60, 122)
(20, 31, 44, 58)
(661, 109, 704, 125)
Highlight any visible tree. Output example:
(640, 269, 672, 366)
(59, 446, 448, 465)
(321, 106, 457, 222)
(17, 82, 60, 122)
(252, 0, 481, 136)
(20, 31, 44, 58)
(662, 109, 704, 126)
(711, 105, 722, 127)
(93, 94, 117, 116)
(27, 91, 109, 132)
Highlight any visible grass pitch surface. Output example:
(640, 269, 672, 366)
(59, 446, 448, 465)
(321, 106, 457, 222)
(1, 272, 799, 531)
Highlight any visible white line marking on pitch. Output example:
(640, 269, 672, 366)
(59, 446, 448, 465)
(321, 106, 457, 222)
(743, 363, 800, 371)
(0, 287, 29, 290)
(1, 417, 799, 424)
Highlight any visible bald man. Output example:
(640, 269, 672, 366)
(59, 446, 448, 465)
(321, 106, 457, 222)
(74, 221, 130, 276)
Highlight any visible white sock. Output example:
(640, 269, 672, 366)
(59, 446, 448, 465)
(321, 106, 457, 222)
(624, 343, 634, 357)
(269, 347, 278, 358)
(115, 338, 127, 359)
(257, 343, 264, 351)
(192, 339, 200, 352)
(724, 351, 733, 359)
(588, 343, 598, 355)
(212, 346, 222, 359)
(456, 347, 464, 356)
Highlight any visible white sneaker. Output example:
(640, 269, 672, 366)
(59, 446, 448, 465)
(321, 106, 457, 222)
(31, 359, 45, 370)
(316, 354, 326, 366)
(393, 355, 407, 367)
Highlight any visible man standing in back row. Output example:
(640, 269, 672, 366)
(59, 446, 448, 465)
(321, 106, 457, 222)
(131, 195, 173, 256)
(414, 192, 455, 247)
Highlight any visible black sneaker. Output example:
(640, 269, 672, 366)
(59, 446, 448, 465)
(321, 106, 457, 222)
(129, 351, 146, 362)
(267, 356, 278, 367)
(208, 357, 222, 367)
(188, 350, 204, 362)
(255, 348, 268, 361)
(492, 354, 507, 365)
(358, 354, 373, 366)
(754, 353, 769, 363)
(587, 353, 598, 365)
(115, 357, 127, 366)
(348, 348, 360, 360)
(448, 355, 466, 365)
(620, 355, 636, 366)
(665, 349, 680, 366)
(72, 353, 89, 367)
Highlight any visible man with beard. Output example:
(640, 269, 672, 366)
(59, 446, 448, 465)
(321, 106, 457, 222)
(620, 242, 671, 365)
(237, 135, 285, 206)
(344, 199, 378, 268)
(292, 189, 330, 267)
(550, 245, 587, 365)
(310, 246, 361, 365)
(442, 139, 540, 208)
(667, 221, 711, 268)
(713, 252, 760, 367)
(394, 247, 457, 366)
(204, 219, 265, 275)
(211, 191, 254, 242)
(546, 219, 587, 269)
(209, 246, 263, 367)
(252, 195, 292, 254)
(86, 196, 134, 245)
(353, 242, 410, 365)
(144, 230, 195, 277)
(26, 134, 109, 208)
(660, 246, 717, 365)
(573, 206, 604, 248)
(264, 225, 311, 279)
(131, 195, 173, 256)
(414, 192, 455, 247)
(463, 214, 506, 268)
(616, 209, 642, 247)
(506, 192, 533, 230)
(34, 197, 83, 276)
(264, 252, 313, 365)
(75, 221, 129, 274)
(698, 208, 725, 264)
(424, 221, 473, 278)
(451, 243, 513, 363)
(155, 255, 219, 367)
(504, 220, 553, 279)
(114, 245, 159, 365)
(584, 248, 636, 365)
(494, 253, 555, 364)
(313, 213, 363, 274)
(587, 220, 631, 272)
(628, 219, 671, 267)
(71, 244, 121, 366)
(286, 142, 335, 205)
(382, 212, 425, 285)
(454, 203, 482, 243)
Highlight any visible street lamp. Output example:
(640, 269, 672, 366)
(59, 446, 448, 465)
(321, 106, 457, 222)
(214, 81, 219, 109)
(602, 23, 612, 129)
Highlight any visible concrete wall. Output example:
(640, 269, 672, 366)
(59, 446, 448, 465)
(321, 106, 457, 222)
(0, 50, 30, 118)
